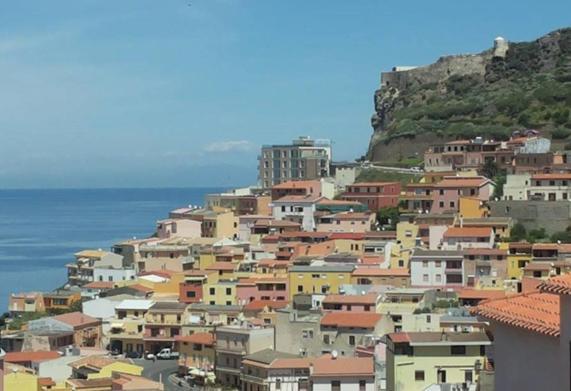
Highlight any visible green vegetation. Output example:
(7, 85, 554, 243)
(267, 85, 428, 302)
(507, 223, 548, 243)
(376, 207, 400, 230)
(5, 300, 83, 330)
(375, 29, 571, 149)
(356, 169, 421, 185)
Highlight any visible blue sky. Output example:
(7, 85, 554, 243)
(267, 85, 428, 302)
(0, 0, 570, 188)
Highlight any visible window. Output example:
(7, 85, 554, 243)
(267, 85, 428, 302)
(359, 380, 366, 391)
(465, 371, 473, 383)
(451, 345, 466, 355)
(331, 381, 341, 391)
(297, 285, 303, 292)
(226, 288, 232, 295)
(422, 261, 428, 268)
(415, 371, 425, 381)
(449, 201, 455, 208)
(349, 335, 355, 345)
(276, 379, 281, 390)
(209, 287, 215, 295)
(435, 274, 442, 283)
(439, 201, 444, 208)
(423, 274, 429, 282)
(398, 260, 404, 267)
(186, 291, 196, 298)
(435, 261, 441, 267)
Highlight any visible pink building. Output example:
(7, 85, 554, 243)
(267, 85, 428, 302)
(441, 227, 495, 250)
(236, 277, 289, 305)
(322, 294, 379, 312)
(315, 212, 376, 233)
(271, 180, 324, 201)
(341, 182, 401, 211)
(431, 176, 493, 214)
(156, 218, 202, 239)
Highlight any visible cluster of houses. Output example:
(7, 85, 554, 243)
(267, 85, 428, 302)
(2, 134, 571, 391)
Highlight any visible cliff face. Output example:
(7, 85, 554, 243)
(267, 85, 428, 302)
(367, 28, 571, 162)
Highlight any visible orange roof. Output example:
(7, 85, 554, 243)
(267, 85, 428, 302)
(52, 312, 100, 328)
(540, 274, 571, 295)
(457, 289, 507, 301)
(532, 243, 559, 250)
(270, 358, 313, 369)
(175, 332, 215, 346)
(257, 259, 290, 268)
(83, 281, 114, 289)
(329, 232, 366, 240)
(472, 293, 560, 336)
(360, 255, 385, 265)
(5, 351, 60, 363)
(443, 227, 493, 238)
(352, 268, 409, 277)
(129, 284, 154, 293)
(320, 312, 381, 328)
(386, 332, 411, 343)
(437, 177, 490, 188)
(272, 180, 320, 189)
(38, 378, 56, 387)
(69, 355, 122, 370)
(274, 195, 323, 203)
(312, 355, 374, 377)
(323, 294, 378, 305)
(244, 300, 290, 311)
(205, 262, 236, 271)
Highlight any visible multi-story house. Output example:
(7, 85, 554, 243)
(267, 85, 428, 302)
(350, 268, 410, 288)
(215, 325, 275, 388)
(271, 195, 324, 232)
(176, 332, 215, 376)
(28, 312, 102, 348)
(143, 302, 187, 354)
(241, 350, 311, 391)
(315, 212, 376, 233)
(473, 275, 571, 391)
(288, 265, 355, 301)
(108, 299, 154, 355)
(156, 218, 202, 239)
(258, 136, 332, 188)
(206, 191, 272, 216)
(440, 227, 494, 250)
(431, 176, 494, 214)
(311, 355, 375, 391)
(236, 277, 289, 305)
(271, 179, 334, 201)
(322, 294, 379, 312)
(410, 250, 464, 288)
(66, 250, 124, 286)
(385, 331, 491, 391)
(178, 270, 212, 304)
(169, 207, 239, 239)
(462, 248, 508, 288)
(341, 182, 401, 211)
(8, 292, 45, 315)
(504, 173, 571, 201)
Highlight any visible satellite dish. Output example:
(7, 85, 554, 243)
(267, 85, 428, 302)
(331, 350, 338, 359)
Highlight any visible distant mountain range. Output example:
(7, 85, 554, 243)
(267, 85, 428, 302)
(367, 27, 571, 163)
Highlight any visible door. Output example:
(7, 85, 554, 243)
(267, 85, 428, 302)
(437, 369, 447, 384)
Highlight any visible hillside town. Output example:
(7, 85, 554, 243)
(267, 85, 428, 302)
(2, 133, 571, 391)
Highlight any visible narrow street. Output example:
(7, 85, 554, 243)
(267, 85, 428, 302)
(136, 359, 185, 391)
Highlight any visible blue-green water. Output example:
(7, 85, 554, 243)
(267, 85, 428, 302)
(0, 188, 223, 312)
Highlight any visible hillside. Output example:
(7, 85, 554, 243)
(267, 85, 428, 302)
(367, 28, 571, 162)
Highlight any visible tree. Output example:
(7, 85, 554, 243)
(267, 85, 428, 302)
(481, 159, 499, 180)
(493, 172, 507, 199)
(376, 207, 400, 230)
(509, 223, 527, 242)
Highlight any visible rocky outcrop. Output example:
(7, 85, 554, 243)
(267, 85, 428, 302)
(367, 28, 571, 162)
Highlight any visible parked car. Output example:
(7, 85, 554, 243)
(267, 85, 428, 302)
(125, 351, 143, 359)
(147, 348, 180, 360)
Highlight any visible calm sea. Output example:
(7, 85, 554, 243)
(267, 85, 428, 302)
(0, 188, 224, 312)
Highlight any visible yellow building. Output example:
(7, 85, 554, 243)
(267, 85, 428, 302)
(143, 301, 188, 353)
(203, 280, 238, 306)
(396, 222, 419, 251)
(288, 264, 354, 300)
(175, 332, 216, 374)
(386, 332, 491, 391)
(500, 242, 532, 280)
(109, 299, 155, 355)
(458, 197, 488, 219)
(88, 361, 143, 379)
(4, 371, 39, 391)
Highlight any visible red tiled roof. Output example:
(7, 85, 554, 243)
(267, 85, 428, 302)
(83, 281, 114, 289)
(532, 173, 571, 180)
(320, 312, 381, 328)
(540, 274, 571, 295)
(443, 227, 493, 238)
(175, 332, 215, 346)
(129, 284, 154, 293)
(270, 358, 312, 369)
(472, 293, 560, 337)
(5, 351, 60, 363)
(244, 300, 289, 311)
(39, 378, 56, 387)
(386, 332, 411, 343)
(329, 232, 366, 240)
(436, 177, 491, 188)
(312, 355, 374, 377)
(52, 312, 100, 328)
(352, 268, 409, 277)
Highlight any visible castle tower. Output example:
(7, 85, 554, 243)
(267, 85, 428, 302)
(493, 36, 509, 58)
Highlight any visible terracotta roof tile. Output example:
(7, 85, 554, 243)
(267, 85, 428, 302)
(472, 293, 560, 337)
(539, 274, 571, 295)
(436, 177, 491, 188)
(175, 332, 215, 346)
(312, 355, 374, 377)
(272, 180, 320, 189)
(83, 281, 115, 289)
(244, 300, 289, 311)
(52, 312, 100, 328)
(531, 173, 571, 180)
(4, 351, 60, 363)
(320, 312, 381, 328)
(443, 227, 493, 238)
(129, 284, 154, 293)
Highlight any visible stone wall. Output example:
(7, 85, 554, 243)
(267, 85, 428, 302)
(489, 200, 571, 234)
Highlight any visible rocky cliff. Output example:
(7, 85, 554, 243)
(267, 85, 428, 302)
(367, 27, 571, 162)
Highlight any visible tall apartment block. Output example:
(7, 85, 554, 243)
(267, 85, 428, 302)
(258, 136, 332, 188)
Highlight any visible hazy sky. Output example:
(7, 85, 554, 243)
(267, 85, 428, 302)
(1, 0, 570, 188)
